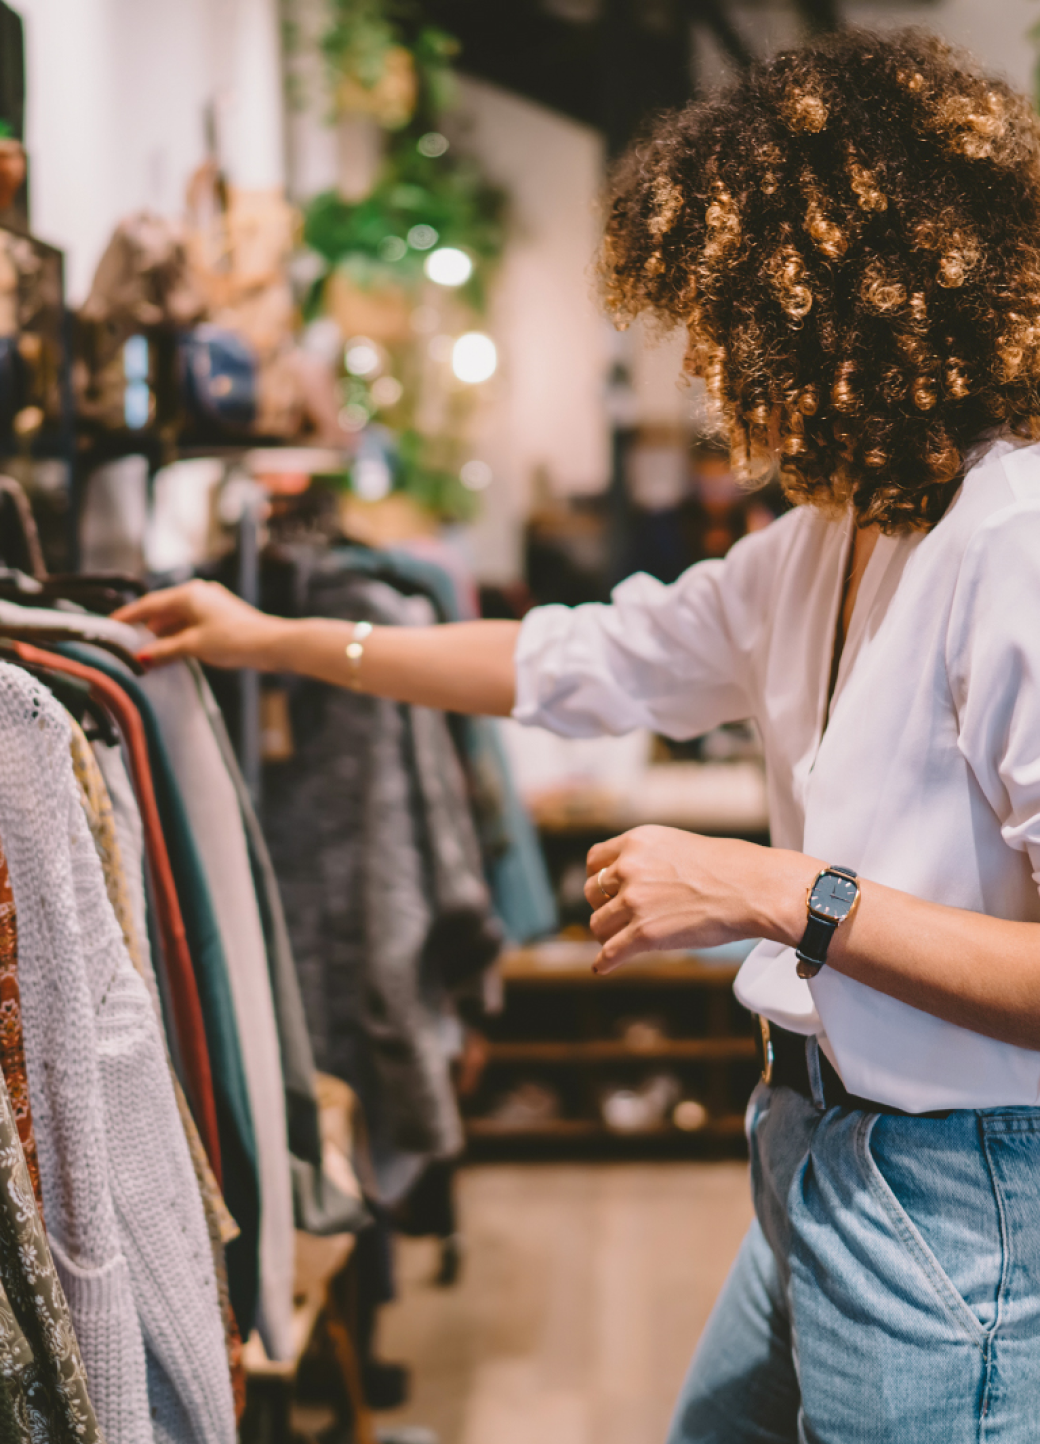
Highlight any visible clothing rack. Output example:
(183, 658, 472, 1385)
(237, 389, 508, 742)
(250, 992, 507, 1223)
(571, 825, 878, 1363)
(2, 458, 557, 1434)
(0, 482, 379, 1440)
(237, 485, 264, 808)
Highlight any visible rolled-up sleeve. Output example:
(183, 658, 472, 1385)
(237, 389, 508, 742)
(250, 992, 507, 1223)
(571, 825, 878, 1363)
(947, 499, 1040, 883)
(513, 521, 784, 740)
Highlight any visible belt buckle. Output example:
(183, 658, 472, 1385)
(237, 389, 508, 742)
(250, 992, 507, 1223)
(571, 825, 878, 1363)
(756, 1015, 775, 1086)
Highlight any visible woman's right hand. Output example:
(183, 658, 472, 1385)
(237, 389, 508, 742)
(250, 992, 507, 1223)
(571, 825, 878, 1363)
(113, 580, 289, 670)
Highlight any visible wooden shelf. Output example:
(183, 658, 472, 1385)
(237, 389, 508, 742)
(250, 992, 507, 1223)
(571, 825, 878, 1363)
(528, 761, 768, 837)
(465, 1114, 747, 1143)
(484, 1038, 756, 1064)
(466, 1118, 602, 1140)
(470, 937, 756, 1159)
(500, 944, 743, 988)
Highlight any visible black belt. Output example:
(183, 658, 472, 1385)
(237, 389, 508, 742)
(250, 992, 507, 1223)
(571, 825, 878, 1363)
(753, 1017, 952, 1120)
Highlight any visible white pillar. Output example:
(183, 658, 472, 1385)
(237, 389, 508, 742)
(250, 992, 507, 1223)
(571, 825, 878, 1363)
(218, 0, 286, 191)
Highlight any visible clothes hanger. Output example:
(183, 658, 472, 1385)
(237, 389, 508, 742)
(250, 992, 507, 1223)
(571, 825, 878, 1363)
(0, 475, 46, 581)
(0, 644, 121, 746)
(47, 571, 148, 598)
(0, 480, 146, 672)
(46, 580, 144, 615)
(0, 570, 146, 615)
(0, 626, 144, 676)
(0, 476, 145, 614)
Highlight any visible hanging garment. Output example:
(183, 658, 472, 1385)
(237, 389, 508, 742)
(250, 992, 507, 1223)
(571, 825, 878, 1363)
(85, 732, 246, 1423)
(191, 661, 322, 1171)
(92, 737, 170, 1039)
(189, 666, 366, 1236)
(0, 598, 136, 644)
(86, 733, 240, 1248)
(70, 722, 149, 978)
(138, 660, 294, 1363)
(332, 545, 557, 943)
(50, 643, 260, 1342)
(0, 839, 41, 1214)
(43, 602, 349, 1232)
(0, 1062, 103, 1441)
(0, 660, 153, 1441)
(262, 565, 501, 1200)
(0, 662, 237, 1443)
(469, 718, 558, 945)
(21, 589, 321, 1175)
(14, 643, 222, 1181)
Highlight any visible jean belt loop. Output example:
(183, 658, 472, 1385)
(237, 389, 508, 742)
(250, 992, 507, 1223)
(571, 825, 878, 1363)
(806, 1035, 827, 1110)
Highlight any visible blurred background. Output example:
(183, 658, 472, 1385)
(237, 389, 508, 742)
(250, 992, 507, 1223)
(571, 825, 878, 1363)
(0, 3, 1036, 1442)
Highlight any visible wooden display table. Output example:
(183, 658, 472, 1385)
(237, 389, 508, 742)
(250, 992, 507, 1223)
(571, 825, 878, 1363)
(243, 1232, 375, 1443)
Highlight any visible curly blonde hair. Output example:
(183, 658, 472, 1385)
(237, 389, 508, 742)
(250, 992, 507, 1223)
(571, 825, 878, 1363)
(601, 29, 1040, 531)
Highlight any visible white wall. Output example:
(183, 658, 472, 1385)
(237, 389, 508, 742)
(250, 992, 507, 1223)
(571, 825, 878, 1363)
(701, 2, 1038, 100)
(456, 79, 611, 579)
(18, 0, 284, 303)
(850, 0, 1038, 94)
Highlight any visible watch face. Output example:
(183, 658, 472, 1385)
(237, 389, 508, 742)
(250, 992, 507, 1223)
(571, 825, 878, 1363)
(809, 871, 858, 921)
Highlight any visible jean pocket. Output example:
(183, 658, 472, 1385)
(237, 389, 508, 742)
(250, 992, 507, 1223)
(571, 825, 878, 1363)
(857, 1112, 1004, 1344)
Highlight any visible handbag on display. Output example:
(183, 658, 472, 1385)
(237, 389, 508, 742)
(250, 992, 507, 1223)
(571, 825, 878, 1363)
(178, 324, 258, 438)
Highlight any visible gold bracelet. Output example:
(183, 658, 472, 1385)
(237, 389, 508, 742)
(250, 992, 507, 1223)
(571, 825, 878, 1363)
(345, 620, 373, 690)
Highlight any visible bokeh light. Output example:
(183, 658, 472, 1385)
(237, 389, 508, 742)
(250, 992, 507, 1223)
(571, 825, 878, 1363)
(452, 332, 497, 384)
(378, 235, 407, 263)
(461, 460, 493, 491)
(344, 338, 380, 377)
(424, 247, 473, 287)
(407, 224, 438, 250)
(417, 132, 449, 158)
(338, 403, 369, 432)
(371, 376, 404, 408)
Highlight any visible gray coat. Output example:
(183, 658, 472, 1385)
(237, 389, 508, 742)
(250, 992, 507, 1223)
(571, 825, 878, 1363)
(262, 562, 500, 1201)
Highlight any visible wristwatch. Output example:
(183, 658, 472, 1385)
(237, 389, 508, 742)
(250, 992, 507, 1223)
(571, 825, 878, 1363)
(795, 865, 860, 979)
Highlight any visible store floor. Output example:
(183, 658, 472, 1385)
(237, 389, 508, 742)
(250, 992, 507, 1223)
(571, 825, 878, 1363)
(377, 1161, 754, 1444)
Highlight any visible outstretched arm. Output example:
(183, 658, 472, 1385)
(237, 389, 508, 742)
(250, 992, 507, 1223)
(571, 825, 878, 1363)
(114, 580, 521, 717)
(584, 827, 1040, 1051)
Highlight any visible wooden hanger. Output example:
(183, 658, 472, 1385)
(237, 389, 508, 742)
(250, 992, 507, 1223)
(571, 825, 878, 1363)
(0, 475, 45, 580)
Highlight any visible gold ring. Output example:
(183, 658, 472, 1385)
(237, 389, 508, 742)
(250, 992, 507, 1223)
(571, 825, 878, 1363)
(596, 867, 616, 903)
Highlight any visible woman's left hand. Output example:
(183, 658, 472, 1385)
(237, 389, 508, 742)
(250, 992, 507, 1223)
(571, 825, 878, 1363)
(584, 826, 812, 973)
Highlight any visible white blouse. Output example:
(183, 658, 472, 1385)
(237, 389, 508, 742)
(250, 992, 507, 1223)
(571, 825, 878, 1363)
(514, 437, 1040, 1112)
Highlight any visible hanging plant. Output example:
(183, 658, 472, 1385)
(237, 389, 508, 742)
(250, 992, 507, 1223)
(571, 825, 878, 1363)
(287, 0, 505, 313)
(302, 136, 505, 313)
(286, 0, 507, 521)
(299, 0, 459, 129)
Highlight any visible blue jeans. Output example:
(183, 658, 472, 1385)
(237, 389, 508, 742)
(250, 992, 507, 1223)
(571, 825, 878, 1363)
(668, 1080, 1040, 1443)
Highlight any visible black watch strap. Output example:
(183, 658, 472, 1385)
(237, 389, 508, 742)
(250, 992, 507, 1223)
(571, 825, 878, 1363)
(796, 913, 837, 971)
(796, 866, 858, 978)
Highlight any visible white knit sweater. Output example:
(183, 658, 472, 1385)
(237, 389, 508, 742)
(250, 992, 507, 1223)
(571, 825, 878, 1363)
(0, 664, 235, 1444)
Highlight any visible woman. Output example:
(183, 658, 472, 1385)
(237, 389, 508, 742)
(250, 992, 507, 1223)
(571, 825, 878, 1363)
(119, 30, 1040, 1442)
